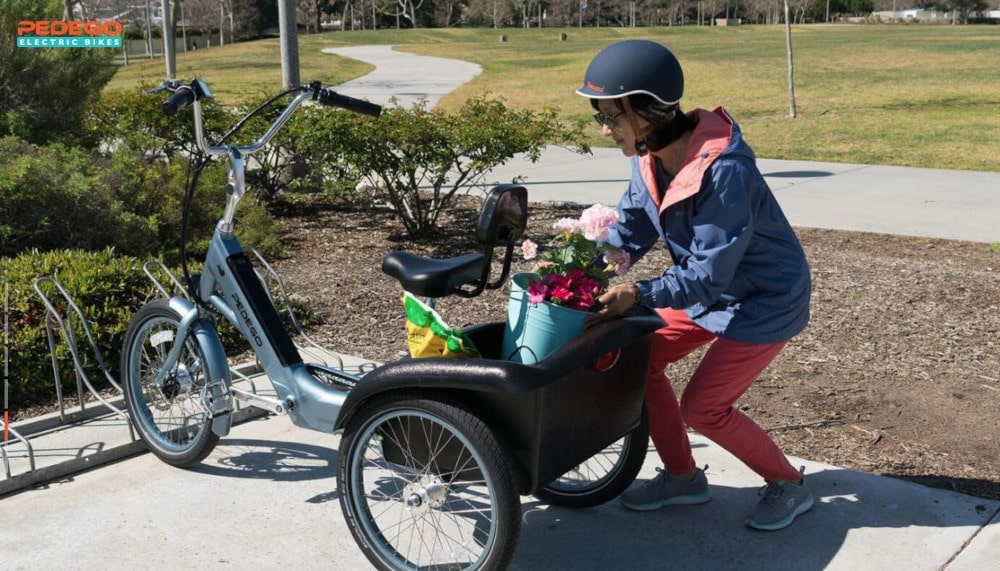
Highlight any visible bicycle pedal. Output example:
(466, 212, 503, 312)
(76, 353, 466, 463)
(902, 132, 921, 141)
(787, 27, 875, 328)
(203, 380, 232, 416)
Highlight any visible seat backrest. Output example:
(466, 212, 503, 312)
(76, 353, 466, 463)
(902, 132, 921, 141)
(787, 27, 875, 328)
(475, 184, 528, 248)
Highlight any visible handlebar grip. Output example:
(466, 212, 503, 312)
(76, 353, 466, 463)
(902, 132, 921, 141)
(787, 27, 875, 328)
(316, 89, 382, 117)
(163, 87, 196, 116)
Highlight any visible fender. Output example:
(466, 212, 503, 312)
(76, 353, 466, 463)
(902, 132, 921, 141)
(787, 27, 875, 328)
(167, 296, 233, 437)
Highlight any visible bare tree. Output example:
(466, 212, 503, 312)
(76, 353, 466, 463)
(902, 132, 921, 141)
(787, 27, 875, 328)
(298, 0, 325, 32)
(401, 0, 425, 26)
(784, 0, 796, 118)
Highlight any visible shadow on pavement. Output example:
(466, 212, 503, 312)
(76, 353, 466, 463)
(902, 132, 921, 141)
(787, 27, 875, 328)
(191, 437, 337, 482)
(511, 467, 994, 570)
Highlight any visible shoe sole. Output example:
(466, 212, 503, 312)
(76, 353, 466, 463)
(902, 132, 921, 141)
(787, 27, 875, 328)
(744, 494, 815, 531)
(620, 492, 711, 511)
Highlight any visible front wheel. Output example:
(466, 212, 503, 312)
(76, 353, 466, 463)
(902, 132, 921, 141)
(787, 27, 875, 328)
(337, 392, 520, 571)
(121, 299, 220, 467)
(534, 408, 649, 508)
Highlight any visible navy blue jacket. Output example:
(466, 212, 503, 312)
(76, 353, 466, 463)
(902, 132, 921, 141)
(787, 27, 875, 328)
(604, 108, 811, 344)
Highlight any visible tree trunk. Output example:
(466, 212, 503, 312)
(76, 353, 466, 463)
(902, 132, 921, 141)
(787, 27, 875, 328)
(784, 0, 797, 119)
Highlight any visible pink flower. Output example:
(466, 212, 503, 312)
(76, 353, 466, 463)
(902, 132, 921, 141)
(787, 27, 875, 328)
(519, 204, 628, 313)
(527, 280, 548, 304)
(553, 218, 583, 234)
(579, 204, 619, 241)
(549, 285, 574, 304)
(520, 239, 538, 260)
(568, 290, 595, 311)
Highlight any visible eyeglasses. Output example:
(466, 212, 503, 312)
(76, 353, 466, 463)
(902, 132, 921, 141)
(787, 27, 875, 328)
(592, 110, 625, 129)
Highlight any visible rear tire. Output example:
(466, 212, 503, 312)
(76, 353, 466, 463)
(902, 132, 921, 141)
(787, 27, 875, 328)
(534, 408, 649, 508)
(338, 392, 520, 570)
(121, 300, 219, 467)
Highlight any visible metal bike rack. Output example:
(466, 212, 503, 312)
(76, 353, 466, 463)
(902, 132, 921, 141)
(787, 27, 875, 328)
(143, 260, 190, 300)
(1, 421, 33, 478)
(33, 277, 134, 426)
(0, 277, 144, 496)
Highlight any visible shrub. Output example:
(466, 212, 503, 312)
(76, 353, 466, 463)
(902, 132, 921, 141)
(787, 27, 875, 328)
(86, 90, 283, 261)
(0, 137, 160, 257)
(294, 95, 591, 237)
(1, 246, 300, 416)
(87, 88, 235, 162)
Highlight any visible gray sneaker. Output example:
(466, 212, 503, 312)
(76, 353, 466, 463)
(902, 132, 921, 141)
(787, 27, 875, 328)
(620, 467, 711, 511)
(745, 469, 814, 531)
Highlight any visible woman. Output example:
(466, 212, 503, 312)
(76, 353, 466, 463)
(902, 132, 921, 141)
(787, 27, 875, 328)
(580, 39, 814, 531)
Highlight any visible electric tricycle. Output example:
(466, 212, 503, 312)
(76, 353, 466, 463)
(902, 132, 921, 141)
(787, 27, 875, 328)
(121, 79, 664, 570)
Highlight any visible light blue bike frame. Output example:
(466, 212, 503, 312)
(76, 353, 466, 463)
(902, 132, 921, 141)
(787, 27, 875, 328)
(150, 89, 353, 437)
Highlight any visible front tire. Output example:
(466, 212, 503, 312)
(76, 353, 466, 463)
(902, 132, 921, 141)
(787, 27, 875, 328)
(534, 408, 649, 508)
(338, 392, 520, 570)
(121, 300, 220, 467)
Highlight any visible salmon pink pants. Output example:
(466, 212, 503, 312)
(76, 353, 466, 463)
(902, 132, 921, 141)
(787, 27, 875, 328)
(645, 308, 800, 483)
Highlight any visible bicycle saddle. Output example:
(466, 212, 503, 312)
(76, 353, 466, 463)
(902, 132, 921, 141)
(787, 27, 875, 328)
(381, 251, 486, 298)
(381, 184, 528, 298)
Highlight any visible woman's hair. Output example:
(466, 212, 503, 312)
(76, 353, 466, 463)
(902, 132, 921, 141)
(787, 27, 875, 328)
(592, 94, 694, 152)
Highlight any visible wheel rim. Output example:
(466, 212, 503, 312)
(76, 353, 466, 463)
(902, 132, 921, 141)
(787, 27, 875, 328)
(347, 409, 501, 569)
(127, 316, 211, 453)
(546, 436, 630, 495)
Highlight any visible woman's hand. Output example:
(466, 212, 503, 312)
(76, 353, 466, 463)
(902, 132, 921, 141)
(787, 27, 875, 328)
(584, 282, 641, 328)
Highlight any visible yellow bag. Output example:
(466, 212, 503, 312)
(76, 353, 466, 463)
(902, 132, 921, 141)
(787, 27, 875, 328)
(403, 293, 480, 359)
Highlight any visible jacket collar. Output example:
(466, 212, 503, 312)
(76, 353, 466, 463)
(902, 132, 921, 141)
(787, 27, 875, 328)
(638, 107, 734, 214)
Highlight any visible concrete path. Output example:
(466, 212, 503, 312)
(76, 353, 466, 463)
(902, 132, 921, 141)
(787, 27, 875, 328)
(482, 147, 1000, 243)
(321, 45, 481, 109)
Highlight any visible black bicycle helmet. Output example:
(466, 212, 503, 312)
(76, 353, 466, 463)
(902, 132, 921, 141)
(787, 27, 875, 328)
(576, 39, 684, 105)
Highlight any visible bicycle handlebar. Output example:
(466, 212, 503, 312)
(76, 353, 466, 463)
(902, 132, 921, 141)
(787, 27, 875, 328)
(312, 85, 382, 118)
(147, 78, 384, 234)
(149, 79, 382, 157)
(163, 87, 196, 116)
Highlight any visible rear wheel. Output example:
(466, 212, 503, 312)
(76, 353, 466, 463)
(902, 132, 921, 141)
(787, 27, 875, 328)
(338, 392, 520, 570)
(121, 300, 219, 467)
(534, 408, 649, 508)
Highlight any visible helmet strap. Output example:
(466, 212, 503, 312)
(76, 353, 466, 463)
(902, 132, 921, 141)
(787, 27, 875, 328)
(621, 96, 648, 156)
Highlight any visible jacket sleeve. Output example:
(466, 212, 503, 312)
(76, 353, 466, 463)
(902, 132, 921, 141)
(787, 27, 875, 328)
(638, 158, 756, 309)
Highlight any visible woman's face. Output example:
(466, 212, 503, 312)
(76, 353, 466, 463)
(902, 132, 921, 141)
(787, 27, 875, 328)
(596, 99, 648, 157)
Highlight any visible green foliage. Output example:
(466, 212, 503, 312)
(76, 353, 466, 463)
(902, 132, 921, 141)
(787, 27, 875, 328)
(1, 249, 155, 411)
(0, 133, 281, 262)
(86, 88, 234, 161)
(296, 95, 590, 237)
(0, 137, 160, 256)
(86, 89, 283, 259)
(0, 0, 117, 146)
(808, 0, 875, 18)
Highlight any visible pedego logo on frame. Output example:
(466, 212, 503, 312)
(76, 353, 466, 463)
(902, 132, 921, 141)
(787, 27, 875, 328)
(16, 20, 124, 49)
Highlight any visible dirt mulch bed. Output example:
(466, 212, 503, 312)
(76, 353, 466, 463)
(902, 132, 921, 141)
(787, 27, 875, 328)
(266, 195, 1000, 501)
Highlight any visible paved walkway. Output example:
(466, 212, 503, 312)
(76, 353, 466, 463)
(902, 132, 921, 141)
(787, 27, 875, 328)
(3, 45, 999, 570)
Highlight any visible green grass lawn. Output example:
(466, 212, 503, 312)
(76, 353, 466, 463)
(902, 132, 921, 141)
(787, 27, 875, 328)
(107, 25, 1000, 172)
